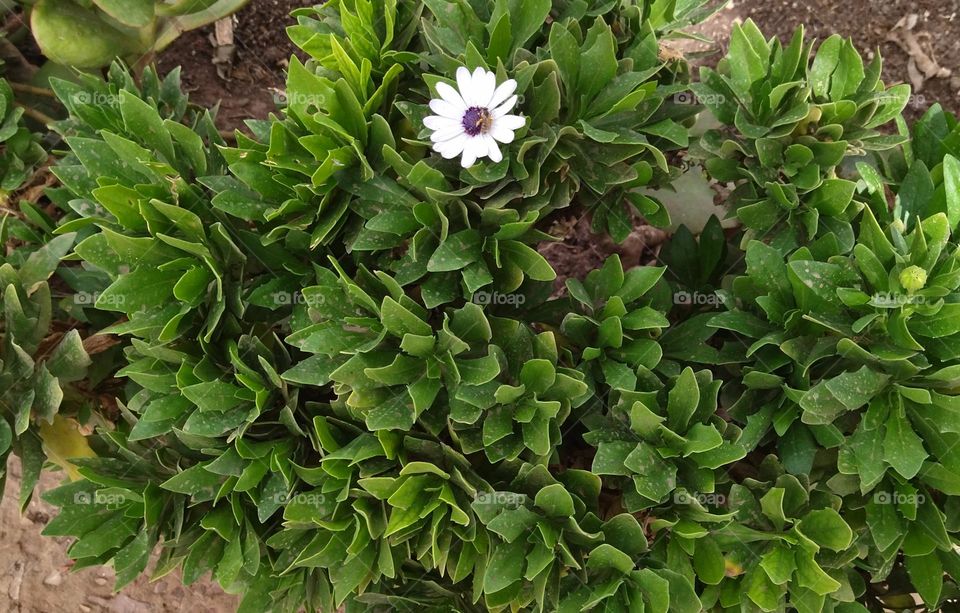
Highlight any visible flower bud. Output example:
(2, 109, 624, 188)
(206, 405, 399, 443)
(899, 265, 927, 293)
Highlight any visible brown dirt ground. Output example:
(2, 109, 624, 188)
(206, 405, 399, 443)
(7, 0, 960, 611)
(156, 0, 310, 132)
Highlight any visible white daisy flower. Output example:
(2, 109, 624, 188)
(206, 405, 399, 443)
(423, 66, 526, 168)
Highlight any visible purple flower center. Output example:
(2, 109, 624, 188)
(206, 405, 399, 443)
(461, 106, 492, 136)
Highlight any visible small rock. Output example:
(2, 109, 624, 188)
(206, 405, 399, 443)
(43, 571, 62, 587)
(94, 576, 108, 586)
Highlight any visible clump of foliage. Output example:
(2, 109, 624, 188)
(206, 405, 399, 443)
(692, 20, 910, 249)
(26, 0, 250, 68)
(0, 67, 89, 510)
(0, 78, 46, 196)
(7, 2, 960, 613)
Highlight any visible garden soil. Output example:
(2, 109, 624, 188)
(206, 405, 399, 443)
(5, 0, 960, 610)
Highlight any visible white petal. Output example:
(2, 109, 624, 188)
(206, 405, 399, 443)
(423, 115, 460, 131)
(461, 136, 488, 167)
(492, 95, 518, 118)
(435, 134, 468, 159)
(429, 98, 465, 120)
(431, 124, 465, 142)
(484, 134, 503, 163)
(488, 79, 517, 110)
(456, 67, 475, 106)
(436, 82, 466, 108)
(470, 136, 490, 161)
(460, 148, 478, 168)
(472, 69, 496, 108)
(490, 124, 516, 144)
(494, 114, 526, 131)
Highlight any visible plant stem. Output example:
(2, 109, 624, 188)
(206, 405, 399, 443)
(17, 103, 55, 127)
(9, 82, 55, 98)
(152, 0, 251, 54)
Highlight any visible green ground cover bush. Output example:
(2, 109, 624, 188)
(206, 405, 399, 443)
(4, 1, 960, 611)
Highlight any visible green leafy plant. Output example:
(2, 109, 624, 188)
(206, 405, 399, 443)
(8, 4, 960, 613)
(0, 232, 94, 509)
(693, 21, 910, 249)
(0, 65, 104, 513)
(0, 78, 46, 196)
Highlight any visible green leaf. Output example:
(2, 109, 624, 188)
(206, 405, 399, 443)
(381, 297, 431, 337)
(491, 0, 550, 53)
(93, 0, 155, 28)
(46, 330, 92, 383)
(693, 537, 725, 585)
(97, 267, 181, 313)
(641, 119, 689, 147)
(160, 464, 223, 500)
(616, 266, 665, 303)
(667, 367, 700, 432)
(797, 508, 853, 551)
(729, 23, 766, 94)
(824, 367, 890, 412)
(483, 539, 526, 594)
(898, 160, 935, 228)
(549, 22, 579, 94)
(534, 483, 574, 518)
(586, 544, 634, 574)
(808, 179, 856, 216)
(746, 567, 783, 611)
(578, 19, 617, 103)
(0, 419, 11, 455)
(18, 233, 75, 293)
(795, 551, 841, 595)
(182, 381, 247, 413)
(427, 230, 482, 272)
(912, 304, 960, 338)
(31, 1, 141, 69)
(592, 441, 635, 476)
(499, 241, 556, 281)
(119, 90, 176, 162)
(810, 35, 842, 99)
(760, 545, 796, 585)
(905, 552, 943, 607)
(942, 155, 960, 230)
(883, 407, 928, 479)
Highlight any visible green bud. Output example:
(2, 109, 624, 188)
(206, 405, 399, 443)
(899, 266, 927, 293)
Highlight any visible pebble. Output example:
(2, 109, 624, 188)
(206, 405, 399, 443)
(94, 576, 108, 586)
(43, 571, 62, 587)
